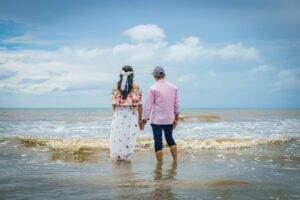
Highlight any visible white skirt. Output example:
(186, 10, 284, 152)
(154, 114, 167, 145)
(110, 106, 139, 161)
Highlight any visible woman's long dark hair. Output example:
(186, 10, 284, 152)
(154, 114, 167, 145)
(118, 65, 134, 100)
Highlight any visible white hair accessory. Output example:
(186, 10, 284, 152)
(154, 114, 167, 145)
(120, 70, 134, 91)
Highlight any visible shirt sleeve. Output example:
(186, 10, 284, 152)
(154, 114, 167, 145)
(111, 85, 118, 105)
(143, 88, 154, 120)
(174, 87, 180, 115)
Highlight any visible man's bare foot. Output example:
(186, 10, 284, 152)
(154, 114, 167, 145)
(155, 150, 163, 163)
(170, 145, 177, 163)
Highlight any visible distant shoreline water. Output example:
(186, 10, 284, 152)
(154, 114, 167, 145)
(1, 108, 300, 199)
(1, 108, 299, 152)
(1, 107, 300, 110)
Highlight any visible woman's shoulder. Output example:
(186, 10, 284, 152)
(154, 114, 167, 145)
(112, 84, 119, 94)
(113, 83, 120, 89)
(132, 83, 141, 90)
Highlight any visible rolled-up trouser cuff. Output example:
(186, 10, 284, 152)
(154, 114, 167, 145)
(151, 123, 175, 152)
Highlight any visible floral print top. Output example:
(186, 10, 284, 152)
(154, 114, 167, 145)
(111, 83, 142, 106)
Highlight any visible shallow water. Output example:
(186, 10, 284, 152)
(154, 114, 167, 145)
(0, 108, 300, 199)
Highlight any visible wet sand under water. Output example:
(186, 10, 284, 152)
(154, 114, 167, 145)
(0, 138, 300, 200)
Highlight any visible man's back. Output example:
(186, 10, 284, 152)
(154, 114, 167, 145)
(144, 79, 179, 125)
(142, 66, 179, 163)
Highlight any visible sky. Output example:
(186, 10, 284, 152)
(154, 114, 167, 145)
(0, 0, 299, 108)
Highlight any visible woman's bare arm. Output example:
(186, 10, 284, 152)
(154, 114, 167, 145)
(138, 104, 143, 130)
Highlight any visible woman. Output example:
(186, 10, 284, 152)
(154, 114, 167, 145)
(110, 65, 143, 161)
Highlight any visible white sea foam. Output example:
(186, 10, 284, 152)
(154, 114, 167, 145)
(0, 140, 10, 146)
(16, 135, 295, 153)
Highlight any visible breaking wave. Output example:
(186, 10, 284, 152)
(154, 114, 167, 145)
(16, 135, 295, 153)
(179, 114, 221, 122)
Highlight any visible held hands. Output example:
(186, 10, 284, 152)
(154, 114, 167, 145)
(139, 119, 177, 130)
(139, 119, 148, 131)
(138, 120, 144, 130)
(173, 114, 179, 129)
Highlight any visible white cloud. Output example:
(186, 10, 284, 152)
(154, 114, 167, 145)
(249, 65, 274, 75)
(165, 37, 202, 62)
(0, 47, 116, 94)
(19, 78, 48, 85)
(216, 43, 259, 60)
(272, 68, 300, 91)
(246, 65, 300, 92)
(0, 69, 17, 80)
(0, 24, 261, 94)
(0, 82, 65, 94)
(123, 24, 165, 42)
(112, 41, 167, 63)
(2, 34, 52, 45)
(164, 37, 259, 62)
(178, 75, 193, 82)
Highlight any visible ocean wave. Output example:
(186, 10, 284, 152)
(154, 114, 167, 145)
(179, 114, 221, 122)
(16, 136, 295, 153)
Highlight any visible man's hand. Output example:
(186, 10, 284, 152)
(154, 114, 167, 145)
(173, 120, 178, 129)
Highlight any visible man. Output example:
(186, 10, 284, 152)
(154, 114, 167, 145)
(142, 66, 180, 163)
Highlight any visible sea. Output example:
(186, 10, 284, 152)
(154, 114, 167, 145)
(0, 108, 299, 200)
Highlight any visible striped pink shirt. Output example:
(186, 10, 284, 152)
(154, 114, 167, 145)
(143, 79, 180, 125)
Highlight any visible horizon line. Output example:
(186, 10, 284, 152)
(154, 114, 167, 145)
(0, 107, 300, 110)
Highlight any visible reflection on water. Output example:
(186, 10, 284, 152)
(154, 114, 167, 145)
(154, 162, 177, 181)
(111, 160, 133, 173)
(51, 152, 101, 163)
(1, 139, 300, 200)
(152, 162, 177, 200)
(1, 108, 300, 200)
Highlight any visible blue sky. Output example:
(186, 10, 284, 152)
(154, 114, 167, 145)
(0, 0, 299, 108)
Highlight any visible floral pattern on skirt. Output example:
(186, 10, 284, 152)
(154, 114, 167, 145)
(110, 106, 139, 161)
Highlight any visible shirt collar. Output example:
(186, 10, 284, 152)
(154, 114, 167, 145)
(157, 79, 166, 83)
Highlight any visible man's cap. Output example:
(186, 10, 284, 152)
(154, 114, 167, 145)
(152, 66, 165, 77)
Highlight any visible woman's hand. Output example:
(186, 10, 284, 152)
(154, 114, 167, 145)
(137, 105, 143, 130)
(139, 120, 144, 130)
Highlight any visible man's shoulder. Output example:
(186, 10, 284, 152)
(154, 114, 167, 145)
(168, 82, 177, 88)
(149, 81, 178, 91)
(166, 81, 178, 90)
(149, 83, 158, 90)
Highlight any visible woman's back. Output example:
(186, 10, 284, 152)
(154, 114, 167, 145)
(109, 66, 143, 161)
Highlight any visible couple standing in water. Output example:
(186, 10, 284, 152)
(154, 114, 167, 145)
(110, 65, 180, 163)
